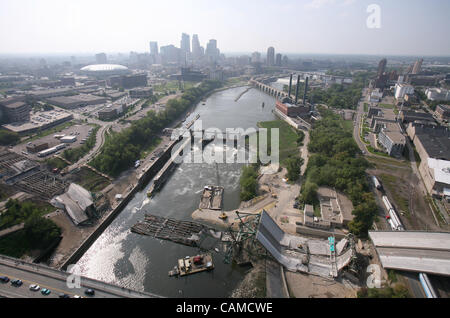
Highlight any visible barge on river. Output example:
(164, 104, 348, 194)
(168, 254, 214, 277)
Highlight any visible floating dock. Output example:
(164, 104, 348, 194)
(168, 254, 214, 277)
(199, 186, 224, 210)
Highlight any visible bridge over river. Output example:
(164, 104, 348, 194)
(0, 255, 162, 298)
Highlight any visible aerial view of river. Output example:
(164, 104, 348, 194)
(77, 86, 277, 298)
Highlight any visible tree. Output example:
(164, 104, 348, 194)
(0, 130, 20, 146)
(24, 212, 61, 249)
(240, 164, 259, 201)
(285, 156, 303, 182)
(301, 182, 318, 205)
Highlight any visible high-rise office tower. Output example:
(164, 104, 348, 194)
(181, 33, 191, 54)
(267, 47, 275, 66)
(251, 52, 261, 64)
(95, 53, 107, 64)
(160, 45, 181, 64)
(192, 34, 202, 59)
(206, 39, 219, 62)
(412, 58, 423, 75)
(377, 58, 387, 77)
(150, 42, 159, 56)
(275, 53, 282, 66)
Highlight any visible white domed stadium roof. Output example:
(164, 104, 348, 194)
(80, 64, 129, 72)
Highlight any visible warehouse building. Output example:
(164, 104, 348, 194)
(46, 94, 107, 109)
(378, 123, 406, 157)
(129, 87, 153, 99)
(108, 74, 148, 89)
(51, 183, 94, 226)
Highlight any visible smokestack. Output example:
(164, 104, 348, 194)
(303, 77, 309, 106)
(288, 74, 293, 98)
(295, 75, 300, 104)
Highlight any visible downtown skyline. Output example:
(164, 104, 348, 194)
(0, 0, 449, 56)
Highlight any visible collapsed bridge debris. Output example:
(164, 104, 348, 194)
(131, 214, 222, 248)
(256, 210, 356, 278)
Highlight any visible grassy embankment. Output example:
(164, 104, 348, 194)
(239, 120, 305, 201)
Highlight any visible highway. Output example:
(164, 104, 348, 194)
(0, 255, 160, 298)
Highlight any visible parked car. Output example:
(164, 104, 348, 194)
(59, 293, 70, 298)
(11, 279, 23, 287)
(41, 288, 51, 296)
(84, 289, 95, 296)
(0, 276, 10, 283)
(29, 284, 40, 291)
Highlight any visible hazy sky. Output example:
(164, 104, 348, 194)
(0, 0, 449, 56)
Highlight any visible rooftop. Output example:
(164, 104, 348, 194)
(428, 158, 450, 185)
(80, 64, 129, 72)
(369, 231, 450, 276)
(416, 133, 450, 160)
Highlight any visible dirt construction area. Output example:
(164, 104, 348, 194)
(367, 157, 448, 232)
(285, 271, 357, 298)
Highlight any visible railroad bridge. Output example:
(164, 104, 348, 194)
(250, 77, 292, 100)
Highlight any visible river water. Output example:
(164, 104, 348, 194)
(76, 86, 277, 298)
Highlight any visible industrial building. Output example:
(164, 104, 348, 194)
(26, 88, 75, 100)
(108, 74, 148, 89)
(394, 83, 414, 100)
(98, 103, 129, 121)
(399, 110, 435, 126)
(406, 123, 450, 198)
(275, 74, 311, 118)
(368, 107, 397, 133)
(420, 158, 450, 199)
(378, 123, 406, 157)
(303, 187, 354, 230)
(368, 89, 383, 103)
(46, 94, 107, 109)
(2, 111, 73, 135)
(129, 87, 154, 99)
(425, 88, 450, 101)
(177, 67, 207, 82)
(26, 142, 49, 154)
(51, 183, 94, 226)
(436, 104, 450, 121)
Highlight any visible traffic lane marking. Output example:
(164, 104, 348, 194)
(0, 271, 85, 298)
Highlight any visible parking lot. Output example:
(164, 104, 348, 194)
(12, 124, 95, 161)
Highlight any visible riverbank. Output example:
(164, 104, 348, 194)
(48, 84, 226, 270)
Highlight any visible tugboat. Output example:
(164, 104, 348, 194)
(168, 254, 214, 277)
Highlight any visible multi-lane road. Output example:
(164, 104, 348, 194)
(0, 255, 160, 298)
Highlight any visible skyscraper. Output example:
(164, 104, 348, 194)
(181, 33, 191, 54)
(377, 58, 387, 77)
(192, 34, 202, 59)
(267, 47, 275, 66)
(160, 45, 181, 64)
(150, 42, 159, 56)
(412, 58, 423, 75)
(275, 53, 282, 66)
(206, 39, 220, 62)
(149, 42, 159, 64)
(251, 52, 261, 64)
(95, 53, 107, 64)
